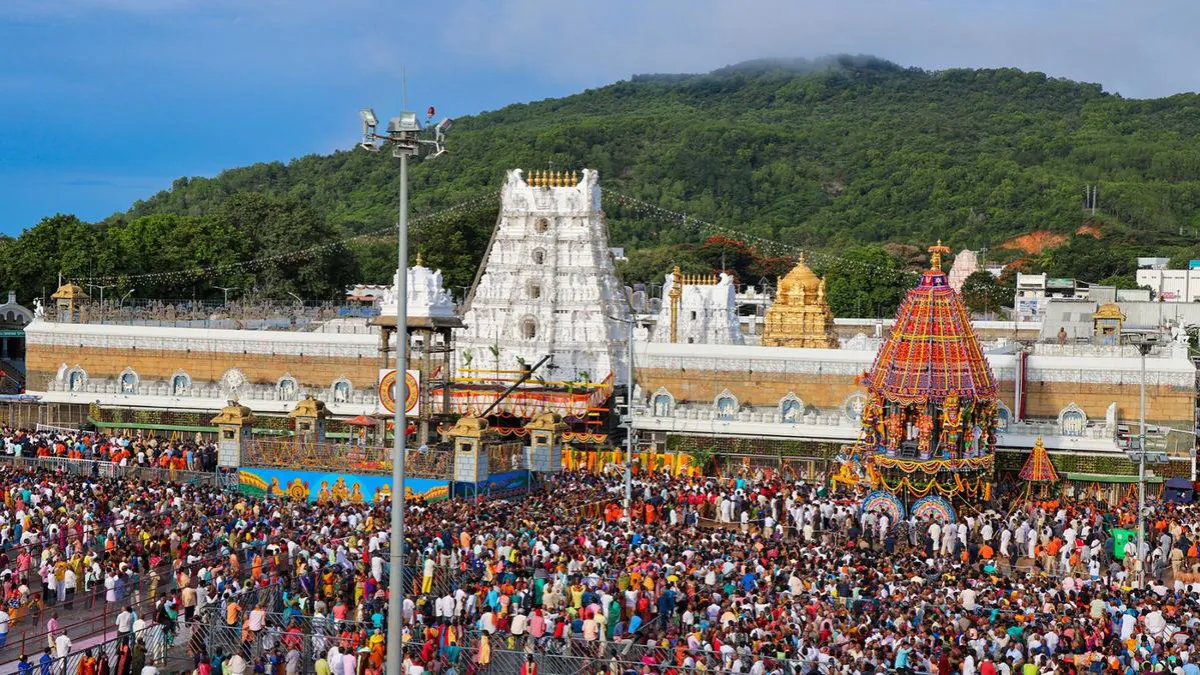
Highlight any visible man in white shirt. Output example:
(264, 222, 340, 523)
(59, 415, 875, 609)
(54, 632, 71, 660)
(0, 607, 9, 647)
(116, 607, 133, 640)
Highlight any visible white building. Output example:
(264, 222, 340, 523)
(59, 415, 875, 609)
(456, 169, 631, 383)
(1136, 266, 1200, 302)
(649, 270, 743, 345)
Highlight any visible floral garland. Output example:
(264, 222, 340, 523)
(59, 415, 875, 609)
(872, 455, 993, 474)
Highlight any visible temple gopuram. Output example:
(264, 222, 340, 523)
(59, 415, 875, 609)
(761, 254, 838, 348)
(854, 242, 999, 522)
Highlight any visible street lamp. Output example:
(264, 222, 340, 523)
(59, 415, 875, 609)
(607, 314, 636, 535)
(214, 285, 239, 307)
(359, 103, 449, 675)
(86, 283, 115, 324)
(1124, 332, 1167, 588)
(119, 289, 135, 310)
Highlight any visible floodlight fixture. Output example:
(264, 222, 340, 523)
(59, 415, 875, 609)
(389, 112, 420, 134)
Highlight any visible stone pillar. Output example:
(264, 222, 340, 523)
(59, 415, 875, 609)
(288, 395, 328, 446)
(524, 412, 566, 473)
(211, 400, 255, 468)
(444, 414, 493, 484)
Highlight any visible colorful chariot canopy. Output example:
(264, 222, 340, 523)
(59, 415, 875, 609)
(862, 241, 998, 405)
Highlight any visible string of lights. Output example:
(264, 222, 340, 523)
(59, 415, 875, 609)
(604, 191, 921, 282)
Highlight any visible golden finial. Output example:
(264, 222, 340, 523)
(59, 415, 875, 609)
(798, 251, 806, 264)
(570, 170, 578, 185)
(415, 250, 423, 267)
(927, 240, 951, 272)
(555, 170, 564, 187)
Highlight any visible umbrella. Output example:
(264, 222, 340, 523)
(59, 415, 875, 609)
(344, 415, 376, 427)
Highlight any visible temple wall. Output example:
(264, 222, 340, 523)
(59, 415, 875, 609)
(635, 342, 1197, 428)
(26, 345, 380, 392)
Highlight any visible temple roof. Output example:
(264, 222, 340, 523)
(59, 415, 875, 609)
(778, 254, 822, 296)
(51, 283, 88, 300)
(863, 242, 997, 404)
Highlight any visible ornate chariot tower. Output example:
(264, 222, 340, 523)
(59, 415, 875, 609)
(855, 241, 999, 516)
(457, 169, 631, 383)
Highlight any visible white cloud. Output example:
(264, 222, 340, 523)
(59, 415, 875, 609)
(439, 0, 1200, 98)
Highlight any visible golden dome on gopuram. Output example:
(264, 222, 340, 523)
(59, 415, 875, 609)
(777, 254, 822, 296)
(762, 253, 838, 349)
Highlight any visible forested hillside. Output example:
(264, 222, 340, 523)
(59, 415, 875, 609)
(6, 56, 1200, 310)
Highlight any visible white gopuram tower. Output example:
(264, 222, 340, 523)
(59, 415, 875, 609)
(458, 168, 631, 384)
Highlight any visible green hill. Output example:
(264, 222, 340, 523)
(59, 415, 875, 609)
(8, 55, 1200, 308)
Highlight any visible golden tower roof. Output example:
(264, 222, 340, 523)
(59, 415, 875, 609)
(51, 283, 89, 300)
(762, 254, 838, 349)
(211, 399, 256, 426)
(288, 395, 328, 419)
(777, 253, 821, 295)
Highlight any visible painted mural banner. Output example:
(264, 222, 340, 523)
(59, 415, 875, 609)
(239, 467, 448, 503)
(452, 469, 532, 499)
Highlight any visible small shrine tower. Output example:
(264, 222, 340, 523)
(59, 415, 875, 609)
(761, 255, 837, 348)
(211, 399, 255, 468)
(51, 283, 89, 323)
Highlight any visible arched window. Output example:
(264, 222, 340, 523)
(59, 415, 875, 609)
(527, 280, 542, 299)
(278, 376, 299, 400)
(779, 394, 805, 424)
(1058, 403, 1087, 437)
(68, 369, 86, 392)
(332, 379, 352, 403)
(714, 389, 738, 421)
(653, 395, 671, 417)
(534, 218, 549, 234)
(996, 403, 1011, 431)
(171, 373, 190, 396)
(119, 369, 139, 395)
(531, 249, 546, 265)
(521, 317, 537, 340)
(1061, 410, 1086, 436)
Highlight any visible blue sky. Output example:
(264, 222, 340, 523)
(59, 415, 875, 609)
(2, 0, 1198, 234)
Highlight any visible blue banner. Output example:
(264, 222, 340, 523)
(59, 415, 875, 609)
(453, 469, 531, 499)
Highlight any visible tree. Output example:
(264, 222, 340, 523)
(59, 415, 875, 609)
(820, 245, 912, 318)
(960, 271, 1013, 316)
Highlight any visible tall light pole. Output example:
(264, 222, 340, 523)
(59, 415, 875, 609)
(607, 314, 636, 534)
(214, 285, 239, 307)
(86, 283, 115, 323)
(1126, 333, 1166, 588)
(360, 105, 449, 675)
(119, 288, 135, 310)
